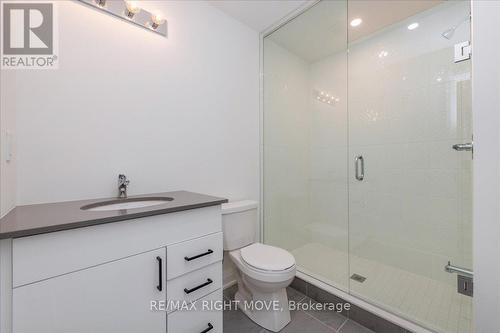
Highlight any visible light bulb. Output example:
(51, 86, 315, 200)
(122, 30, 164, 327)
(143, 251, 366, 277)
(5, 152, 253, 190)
(125, 1, 141, 18)
(151, 14, 166, 29)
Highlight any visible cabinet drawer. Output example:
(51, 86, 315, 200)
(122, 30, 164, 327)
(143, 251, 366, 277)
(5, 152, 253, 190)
(167, 262, 222, 312)
(167, 232, 222, 279)
(167, 289, 222, 333)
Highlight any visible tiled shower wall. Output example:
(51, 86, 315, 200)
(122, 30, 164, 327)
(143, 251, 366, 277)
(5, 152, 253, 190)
(263, 40, 311, 252)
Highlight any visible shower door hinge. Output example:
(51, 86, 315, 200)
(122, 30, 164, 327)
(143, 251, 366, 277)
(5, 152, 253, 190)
(455, 41, 471, 63)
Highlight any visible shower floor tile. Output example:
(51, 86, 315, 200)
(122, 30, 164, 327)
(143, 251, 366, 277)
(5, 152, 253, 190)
(291, 243, 473, 333)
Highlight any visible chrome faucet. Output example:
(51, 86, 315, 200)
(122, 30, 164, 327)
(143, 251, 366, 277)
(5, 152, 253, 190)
(118, 174, 130, 198)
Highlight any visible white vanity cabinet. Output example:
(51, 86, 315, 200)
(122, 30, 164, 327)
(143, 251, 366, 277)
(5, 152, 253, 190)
(4, 205, 224, 333)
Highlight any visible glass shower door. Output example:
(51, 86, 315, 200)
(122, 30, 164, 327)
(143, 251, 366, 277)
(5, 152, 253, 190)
(347, 1, 472, 332)
(263, 0, 349, 291)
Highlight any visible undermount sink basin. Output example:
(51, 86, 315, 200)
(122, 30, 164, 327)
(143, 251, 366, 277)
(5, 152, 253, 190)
(81, 197, 174, 212)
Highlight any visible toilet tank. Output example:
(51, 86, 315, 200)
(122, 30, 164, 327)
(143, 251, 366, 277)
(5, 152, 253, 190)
(221, 200, 259, 251)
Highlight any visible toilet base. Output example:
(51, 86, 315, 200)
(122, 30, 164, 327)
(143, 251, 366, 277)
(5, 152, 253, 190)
(234, 284, 291, 332)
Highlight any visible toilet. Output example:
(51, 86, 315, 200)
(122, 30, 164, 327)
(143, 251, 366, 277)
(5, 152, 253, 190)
(222, 200, 296, 332)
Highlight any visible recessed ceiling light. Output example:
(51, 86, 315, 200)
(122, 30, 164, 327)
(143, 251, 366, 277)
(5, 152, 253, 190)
(408, 22, 419, 30)
(350, 18, 362, 27)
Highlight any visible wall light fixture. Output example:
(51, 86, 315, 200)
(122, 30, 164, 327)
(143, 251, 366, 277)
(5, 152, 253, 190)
(78, 0, 167, 37)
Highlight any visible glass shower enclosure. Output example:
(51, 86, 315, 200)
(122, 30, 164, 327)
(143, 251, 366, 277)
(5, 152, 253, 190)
(262, 1, 472, 332)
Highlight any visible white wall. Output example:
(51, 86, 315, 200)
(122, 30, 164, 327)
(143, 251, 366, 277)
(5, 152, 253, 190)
(1, 0, 260, 288)
(3, 0, 259, 207)
(0, 71, 17, 217)
(472, 1, 500, 332)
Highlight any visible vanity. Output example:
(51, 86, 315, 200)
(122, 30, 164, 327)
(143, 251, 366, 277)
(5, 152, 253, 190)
(0, 191, 227, 333)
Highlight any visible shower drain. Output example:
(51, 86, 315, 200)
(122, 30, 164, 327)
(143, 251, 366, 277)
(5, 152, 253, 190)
(350, 274, 367, 283)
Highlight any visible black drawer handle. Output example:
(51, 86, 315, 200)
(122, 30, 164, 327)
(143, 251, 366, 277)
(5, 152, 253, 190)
(156, 256, 163, 291)
(184, 249, 214, 262)
(184, 278, 213, 294)
(200, 323, 214, 333)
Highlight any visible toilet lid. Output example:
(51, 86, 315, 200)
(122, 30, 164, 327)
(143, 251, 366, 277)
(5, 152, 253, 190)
(240, 243, 295, 271)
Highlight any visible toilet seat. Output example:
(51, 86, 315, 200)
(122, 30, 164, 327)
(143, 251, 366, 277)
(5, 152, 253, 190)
(241, 243, 295, 272)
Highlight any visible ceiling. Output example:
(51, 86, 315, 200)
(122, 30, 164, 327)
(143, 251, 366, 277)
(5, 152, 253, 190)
(266, 0, 443, 62)
(267, 0, 347, 62)
(210, 0, 444, 63)
(348, 0, 443, 41)
(208, 0, 312, 32)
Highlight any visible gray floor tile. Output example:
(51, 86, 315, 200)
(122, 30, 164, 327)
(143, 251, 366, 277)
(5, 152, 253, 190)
(306, 284, 351, 318)
(261, 310, 336, 333)
(300, 296, 348, 331)
(286, 287, 307, 303)
(224, 308, 263, 333)
(348, 305, 406, 333)
(339, 320, 375, 333)
(223, 286, 374, 333)
(224, 284, 238, 301)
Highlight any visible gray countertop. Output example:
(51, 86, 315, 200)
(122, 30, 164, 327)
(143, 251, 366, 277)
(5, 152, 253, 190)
(0, 191, 228, 239)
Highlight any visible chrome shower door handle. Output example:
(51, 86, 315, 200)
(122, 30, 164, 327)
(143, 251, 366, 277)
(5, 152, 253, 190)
(355, 155, 364, 181)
